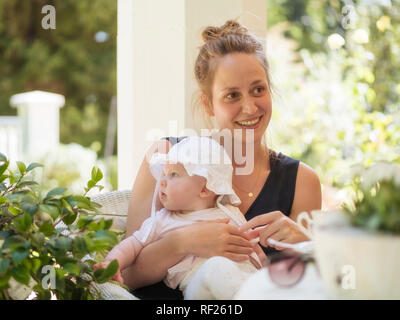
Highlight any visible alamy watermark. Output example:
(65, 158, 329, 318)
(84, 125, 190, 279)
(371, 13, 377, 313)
(341, 0, 358, 30)
(41, 265, 56, 289)
(145, 121, 256, 175)
(338, 265, 356, 290)
(41, 5, 56, 30)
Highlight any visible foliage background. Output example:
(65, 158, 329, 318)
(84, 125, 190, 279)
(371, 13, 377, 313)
(266, 0, 400, 208)
(0, 0, 117, 157)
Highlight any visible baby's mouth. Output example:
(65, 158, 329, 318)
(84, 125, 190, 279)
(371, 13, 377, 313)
(160, 191, 167, 200)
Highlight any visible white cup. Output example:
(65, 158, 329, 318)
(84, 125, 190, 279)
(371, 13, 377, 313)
(296, 210, 349, 239)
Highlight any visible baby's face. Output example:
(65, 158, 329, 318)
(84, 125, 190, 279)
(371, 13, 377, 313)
(159, 162, 206, 211)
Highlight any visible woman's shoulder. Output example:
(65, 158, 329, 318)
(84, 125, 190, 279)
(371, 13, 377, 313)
(272, 151, 319, 193)
(296, 161, 320, 188)
(291, 161, 322, 217)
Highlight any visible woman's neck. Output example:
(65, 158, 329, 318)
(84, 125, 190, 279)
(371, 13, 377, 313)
(231, 140, 270, 175)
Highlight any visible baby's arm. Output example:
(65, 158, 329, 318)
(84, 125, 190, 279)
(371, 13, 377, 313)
(95, 236, 143, 283)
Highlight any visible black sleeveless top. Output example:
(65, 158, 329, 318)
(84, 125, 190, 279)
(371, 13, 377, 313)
(131, 136, 300, 299)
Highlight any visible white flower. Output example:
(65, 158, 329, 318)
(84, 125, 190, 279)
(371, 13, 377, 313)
(360, 162, 400, 189)
(352, 29, 369, 44)
(327, 33, 345, 50)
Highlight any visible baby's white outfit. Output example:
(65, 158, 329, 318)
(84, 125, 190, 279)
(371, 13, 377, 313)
(126, 204, 259, 299)
(110, 136, 261, 299)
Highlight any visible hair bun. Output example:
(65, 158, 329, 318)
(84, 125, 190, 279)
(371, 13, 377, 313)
(201, 20, 249, 43)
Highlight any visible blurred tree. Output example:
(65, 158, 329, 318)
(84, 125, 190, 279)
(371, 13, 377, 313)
(0, 0, 117, 156)
(267, 0, 400, 113)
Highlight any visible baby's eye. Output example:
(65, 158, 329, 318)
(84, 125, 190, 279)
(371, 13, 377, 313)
(170, 172, 179, 177)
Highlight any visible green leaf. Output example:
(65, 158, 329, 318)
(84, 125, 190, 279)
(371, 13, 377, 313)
(11, 264, 30, 285)
(8, 206, 22, 216)
(91, 167, 103, 183)
(0, 195, 8, 205)
(39, 204, 60, 220)
(93, 259, 119, 283)
(2, 235, 30, 251)
(26, 163, 43, 172)
(0, 162, 8, 177)
(62, 210, 78, 225)
(61, 198, 74, 213)
(54, 237, 72, 252)
(13, 212, 32, 233)
(31, 233, 45, 248)
(0, 258, 10, 275)
(39, 223, 55, 237)
(67, 195, 91, 210)
(92, 230, 118, 245)
(86, 179, 96, 190)
(63, 263, 80, 276)
(16, 161, 26, 175)
(0, 273, 11, 289)
(31, 258, 41, 274)
(0, 152, 7, 162)
(12, 248, 30, 264)
(17, 181, 39, 188)
(73, 236, 88, 257)
(77, 215, 94, 229)
(46, 187, 67, 199)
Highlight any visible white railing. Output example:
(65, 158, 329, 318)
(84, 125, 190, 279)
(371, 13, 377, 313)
(0, 116, 22, 162)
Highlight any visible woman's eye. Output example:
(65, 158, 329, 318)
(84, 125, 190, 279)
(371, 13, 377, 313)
(253, 86, 265, 94)
(226, 92, 239, 100)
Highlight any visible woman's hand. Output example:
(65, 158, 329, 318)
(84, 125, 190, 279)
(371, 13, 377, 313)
(238, 211, 310, 251)
(179, 218, 255, 262)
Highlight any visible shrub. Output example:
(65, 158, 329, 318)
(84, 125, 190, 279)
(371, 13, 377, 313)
(0, 152, 120, 300)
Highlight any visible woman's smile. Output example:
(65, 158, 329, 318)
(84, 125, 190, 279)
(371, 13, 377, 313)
(235, 115, 264, 129)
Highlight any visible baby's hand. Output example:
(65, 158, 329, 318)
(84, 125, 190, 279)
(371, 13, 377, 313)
(93, 261, 124, 284)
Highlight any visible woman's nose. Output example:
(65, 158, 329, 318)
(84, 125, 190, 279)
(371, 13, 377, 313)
(241, 96, 257, 114)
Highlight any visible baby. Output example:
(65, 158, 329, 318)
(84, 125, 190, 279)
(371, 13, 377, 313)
(96, 136, 266, 299)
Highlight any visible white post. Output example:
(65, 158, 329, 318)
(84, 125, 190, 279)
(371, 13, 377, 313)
(10, 90, 65, 161)
(117, 0, 267, 190)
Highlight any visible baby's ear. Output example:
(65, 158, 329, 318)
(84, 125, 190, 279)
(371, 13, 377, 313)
(199, 185, 215, 198)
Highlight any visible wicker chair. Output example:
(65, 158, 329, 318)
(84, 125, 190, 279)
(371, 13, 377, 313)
(88, 190, 138, 300)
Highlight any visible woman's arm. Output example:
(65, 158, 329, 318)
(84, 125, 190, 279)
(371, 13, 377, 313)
(122, 217, 255, 289)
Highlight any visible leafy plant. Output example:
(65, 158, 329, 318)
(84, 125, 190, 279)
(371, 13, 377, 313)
(0, 152, 121, 300)
(342, 161, 400, 234)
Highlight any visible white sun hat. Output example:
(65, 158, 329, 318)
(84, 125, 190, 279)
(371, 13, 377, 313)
(149, 135, 241, 206)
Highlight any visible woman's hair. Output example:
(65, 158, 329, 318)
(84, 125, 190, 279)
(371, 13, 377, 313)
(192, 19, 277, 162)
(194, 19, 271, 103)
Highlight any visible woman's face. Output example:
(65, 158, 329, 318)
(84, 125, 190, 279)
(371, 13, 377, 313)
(209, 52, 272, 144)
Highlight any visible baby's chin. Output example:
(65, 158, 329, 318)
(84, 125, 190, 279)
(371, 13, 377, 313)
(161, 201, 190, 212)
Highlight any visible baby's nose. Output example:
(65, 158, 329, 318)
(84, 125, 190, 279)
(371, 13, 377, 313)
(160, 179, 167, 187)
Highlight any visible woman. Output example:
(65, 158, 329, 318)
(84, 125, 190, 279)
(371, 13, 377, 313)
(121, 20, 322, 299)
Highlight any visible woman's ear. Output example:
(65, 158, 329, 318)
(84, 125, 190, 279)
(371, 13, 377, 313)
(201, 93, 214, 117)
